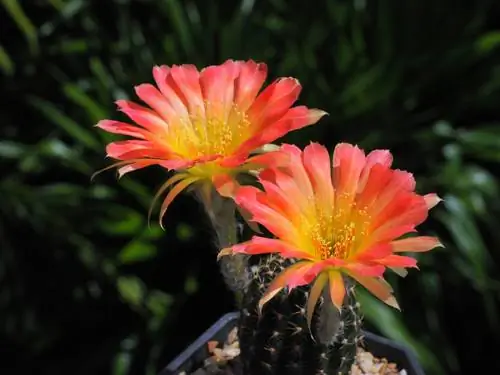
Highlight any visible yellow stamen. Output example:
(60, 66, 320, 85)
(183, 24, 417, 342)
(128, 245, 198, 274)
(306, 194, 371, 261)
(166, 101, 252, 158)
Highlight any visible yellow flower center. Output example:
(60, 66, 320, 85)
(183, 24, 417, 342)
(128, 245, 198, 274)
(167, 101, 252, 158)
(307, 194, 371, 261)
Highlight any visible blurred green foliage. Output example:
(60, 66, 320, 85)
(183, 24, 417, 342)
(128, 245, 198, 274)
(1, 0, 500, 374)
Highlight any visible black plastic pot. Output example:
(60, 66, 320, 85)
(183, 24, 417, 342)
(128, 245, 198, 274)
(159, 312, 425, 375)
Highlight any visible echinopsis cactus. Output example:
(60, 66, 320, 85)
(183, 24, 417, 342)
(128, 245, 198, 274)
(94, 60, 442, 375)
(218, 143, 442, 374)
(238, 254, 362, 375)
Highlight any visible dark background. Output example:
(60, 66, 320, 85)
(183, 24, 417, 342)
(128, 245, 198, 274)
(1, 1, 500, 374)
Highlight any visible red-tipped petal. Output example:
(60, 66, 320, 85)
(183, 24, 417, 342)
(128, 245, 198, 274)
(392, 236, 443, 252)
(169, 64, 205, 116)
(424, 193, 442, 210)
(344, 263, 385, 277)
(355, 243, 393, 261)
(235, 186, 298, 241)
(200, 61, 239, 122)
(148, 173, 190, 225)
(234, 60, 268, 111)
(96, 120, 149, 139)
(213, 174, 240, 199)
(376, 254, 418, 268)
(106, 140, 153, 158)
(134, 84, 177, 124)
(230, 236, 314, 260)
(303, 142, 334, 210)
(152, 65, 190, 119)
(328, 270, 346, 311)
(116, 100, 167, 133)
(248, 77, 302, 129)
(371, 192, 428, 232)
(245, 150, 291, 170)
(258, 172, 302, 220)
(159, 176, 201, 229)
(258, 261, 312, 313)
(280, 144, 315, 198)
(332, 143, 366, 200)
(306, 272, 329, 331)
(240, 108, 326, 153)
(348, 273, 400, 310)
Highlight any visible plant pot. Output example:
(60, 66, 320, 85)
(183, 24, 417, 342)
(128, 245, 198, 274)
(159, 312, 425, 375)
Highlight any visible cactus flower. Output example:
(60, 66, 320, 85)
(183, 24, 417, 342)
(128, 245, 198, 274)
(95, 60, 326, 224)
(218, 142, 442, 327)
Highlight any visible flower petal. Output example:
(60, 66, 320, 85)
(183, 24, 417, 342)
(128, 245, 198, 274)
(96, 120, 149, 139)
(348, 273, 400, 310)
(159, 175, 201, 229)
(134, 84, 178, 124)
(116, 100, 167, 133)
(332, 143, 366, 201)
(424, 193, 442, 210)
(357, 150, 393, 194)
(227, 236, 314, 260)
(303, 142, 334, 210)
(213, 173, 240, 199)
(200, 61, 239, 123)
(376, 255, 418, 268)
(239, 108, 326, 152)
(328, 270, 346, 311)
(280, 144, 315, 199)
(355, 243, 393, 261)
(148, 173, 190, 225)
(248, 77, 302, 129)
(344, 263, 385, 277)
(152, 65, 190, 119)
(258, 261, 313, 313)
(306, 272, 329, 331)
(392, 236, 443, 252)
(235, 186, 298, 241)
(169, 64, 205, 117)
(371, 192, 428, 233)
(233, 60, 268, 111)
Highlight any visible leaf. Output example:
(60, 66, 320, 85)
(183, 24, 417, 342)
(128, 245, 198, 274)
(116, 276, 145, 307)
(63, 83, 108, 123)
(1, 0, 38, 54)
(0, 141, 25, 159)
(0, 44, 14, 75)
(146, 290, 173, 318)
(27, 96, 100, 150)
(118, 241, 157, 264)
(475, 31, 500, 53)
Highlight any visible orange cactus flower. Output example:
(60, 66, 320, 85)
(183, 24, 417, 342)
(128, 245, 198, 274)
(95, 60, 326, 224)
(218, 142, 442, 327)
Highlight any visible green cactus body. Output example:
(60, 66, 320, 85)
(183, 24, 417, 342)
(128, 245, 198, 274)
(195, 187, 252, 295)
(238, 254, 362, 375)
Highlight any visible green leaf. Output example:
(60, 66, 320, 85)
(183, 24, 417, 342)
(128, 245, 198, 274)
(27, 96, 100, 150)
(1, 0, 38, 54)
(0, 141, 25, 159)
(146, 290, 173, 318)
(63, 83, 109, 123)
(116, 276, 145, 307)
(475, 31, 500, 53)
(118, 241, 157, 264)
(0, 44, 14, 75)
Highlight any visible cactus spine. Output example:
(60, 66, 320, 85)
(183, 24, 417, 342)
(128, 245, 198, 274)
(238, 254, 362, 375)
